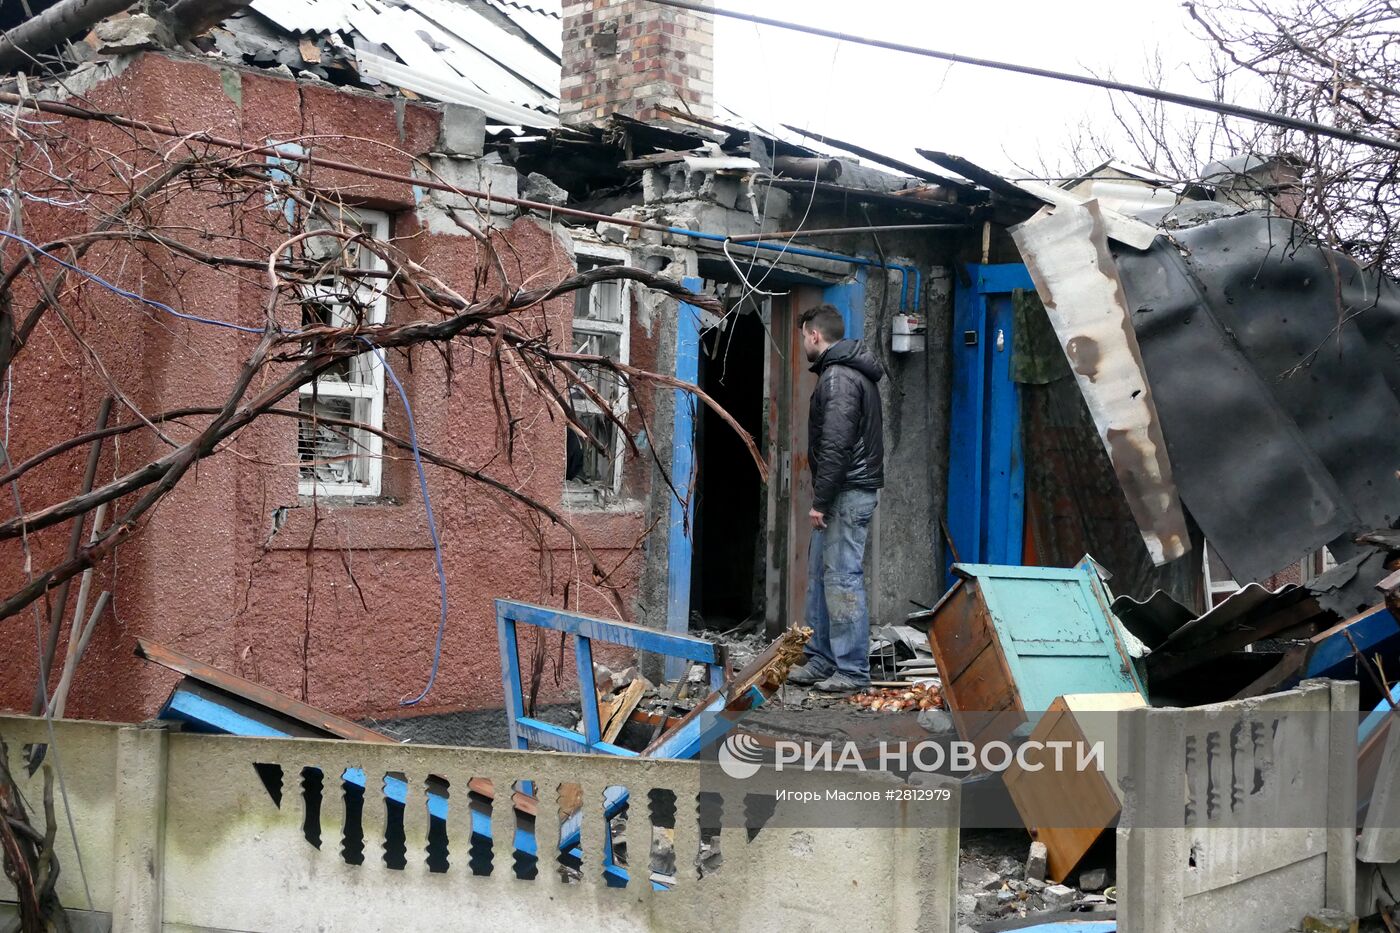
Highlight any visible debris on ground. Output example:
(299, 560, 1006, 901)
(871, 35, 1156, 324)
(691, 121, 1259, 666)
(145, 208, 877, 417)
(847, 682, 944, 712)
(957, 830, 1114, 927)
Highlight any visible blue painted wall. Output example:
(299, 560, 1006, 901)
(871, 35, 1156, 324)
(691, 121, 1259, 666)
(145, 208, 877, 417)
(822, 269, 866, 341)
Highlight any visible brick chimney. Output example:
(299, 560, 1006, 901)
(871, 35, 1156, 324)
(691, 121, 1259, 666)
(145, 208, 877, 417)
(560, 0, 714, 126)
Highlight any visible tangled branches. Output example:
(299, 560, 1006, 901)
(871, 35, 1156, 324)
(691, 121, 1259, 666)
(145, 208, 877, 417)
(1058, 1, 1400, 275)
(0, 79, 762, 722)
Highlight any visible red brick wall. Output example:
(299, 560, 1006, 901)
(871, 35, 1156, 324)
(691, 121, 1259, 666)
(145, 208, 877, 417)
(0, 54, 650, 723)
(560, 0, 714, 125)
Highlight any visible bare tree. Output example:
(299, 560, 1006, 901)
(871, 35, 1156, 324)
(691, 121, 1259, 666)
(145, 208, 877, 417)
(1037, 1, 1400, 274)
(1181, 0, 1400, 271)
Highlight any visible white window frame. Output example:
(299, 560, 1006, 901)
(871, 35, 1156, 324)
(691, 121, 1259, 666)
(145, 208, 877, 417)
(1202, 541, 1240, 608)
(297, 208, 391, 499)
(565, 241, 632, 505)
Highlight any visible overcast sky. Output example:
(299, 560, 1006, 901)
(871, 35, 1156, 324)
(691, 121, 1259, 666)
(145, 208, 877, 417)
(712, 0, 1220, 178)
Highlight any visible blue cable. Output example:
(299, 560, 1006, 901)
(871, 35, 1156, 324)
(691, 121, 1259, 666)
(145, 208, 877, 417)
(0, 228, 266, 334)
(360, 337, 449, 705)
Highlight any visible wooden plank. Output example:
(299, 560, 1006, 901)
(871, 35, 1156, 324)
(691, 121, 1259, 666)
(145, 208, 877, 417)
(601, 679, 646, 744)
(1003, 693, 1145, 882)
(135, 638, 393, 744)
(944, 643, 1021, 749)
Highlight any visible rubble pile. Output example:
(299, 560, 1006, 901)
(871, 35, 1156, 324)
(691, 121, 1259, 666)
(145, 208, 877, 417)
(955, 839, 1112, 931)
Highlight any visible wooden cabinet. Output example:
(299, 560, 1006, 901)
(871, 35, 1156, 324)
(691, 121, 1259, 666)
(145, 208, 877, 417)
(919, 560, 1146, 753)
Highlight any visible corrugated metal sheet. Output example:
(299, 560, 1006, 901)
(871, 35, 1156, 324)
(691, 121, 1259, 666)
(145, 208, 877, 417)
(248, 0, 560, 121)
(1112, 212, 1400, 592)
(355, 48, 558, 126)
(484, 0, 562, 57)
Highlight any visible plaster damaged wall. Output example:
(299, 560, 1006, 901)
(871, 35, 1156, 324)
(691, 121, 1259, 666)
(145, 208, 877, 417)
(0, 53, 650, 723)
(867, 265, 954, 626)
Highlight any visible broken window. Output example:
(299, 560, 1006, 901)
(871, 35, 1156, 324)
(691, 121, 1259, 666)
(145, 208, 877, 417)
(566, 244, 631, 504)
(297, 207, 392, 498)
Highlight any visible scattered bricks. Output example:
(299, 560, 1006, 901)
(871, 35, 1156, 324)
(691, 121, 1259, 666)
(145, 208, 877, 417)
(956, 893, 976, 917)
(436, 104, 486, 158)
(1025, 877, 1047, 892)
(1302, 910, 1358, 933)
(1026, 840, 1048, 883)
(1042, 884, 1077, 910)
(1078, 867, 1107, 892)
(973, 891, 1003, 915)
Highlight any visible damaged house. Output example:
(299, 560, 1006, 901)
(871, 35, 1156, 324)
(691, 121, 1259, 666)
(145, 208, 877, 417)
(4, 2, 1400, 931)
(0, 0, 1036, 724)
(3, 0, 1396, 732)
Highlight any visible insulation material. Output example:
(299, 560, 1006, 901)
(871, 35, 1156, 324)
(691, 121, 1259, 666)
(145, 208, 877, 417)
(1012, 200, 1189, 566)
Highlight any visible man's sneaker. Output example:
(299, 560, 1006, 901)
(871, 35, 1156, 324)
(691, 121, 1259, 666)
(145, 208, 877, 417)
(787, 660, 833, 686)
(812, 673, 868, 695)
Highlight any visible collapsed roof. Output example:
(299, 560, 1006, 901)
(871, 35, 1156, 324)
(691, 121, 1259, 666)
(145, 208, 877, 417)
(1015, 171, 1400, 616)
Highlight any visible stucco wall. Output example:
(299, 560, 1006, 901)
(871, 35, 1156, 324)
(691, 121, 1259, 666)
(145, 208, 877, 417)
(0, 53, 651, 722)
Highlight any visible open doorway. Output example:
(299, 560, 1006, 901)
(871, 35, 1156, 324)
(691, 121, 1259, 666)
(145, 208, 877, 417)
(689, 296, 768, 634)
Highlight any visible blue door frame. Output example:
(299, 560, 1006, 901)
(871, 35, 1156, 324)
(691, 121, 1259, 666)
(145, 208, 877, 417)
(669, 273, 865, 650)
(946, 263, 1034, 586)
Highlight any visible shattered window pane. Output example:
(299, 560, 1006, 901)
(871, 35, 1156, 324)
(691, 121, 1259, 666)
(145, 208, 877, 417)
(298, 394, 373, 487)
(296, 207, 391, 497)
(573, 330, 623, 408)
(567, 251, 630, 499)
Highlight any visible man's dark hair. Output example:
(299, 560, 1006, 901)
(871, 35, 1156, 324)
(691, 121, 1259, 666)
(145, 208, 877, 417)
(799, 304, 845, 342)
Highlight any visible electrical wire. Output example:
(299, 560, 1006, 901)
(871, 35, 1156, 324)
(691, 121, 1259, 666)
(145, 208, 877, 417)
(0, 229, 267, 334)
(648, 0, 1400, 156)
(359, 338, 450, 706)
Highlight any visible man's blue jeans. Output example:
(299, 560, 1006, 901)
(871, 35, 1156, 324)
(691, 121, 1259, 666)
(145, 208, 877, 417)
(803, 488, 878, 683)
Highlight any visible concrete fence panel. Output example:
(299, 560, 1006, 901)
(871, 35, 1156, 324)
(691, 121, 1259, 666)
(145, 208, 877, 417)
(0, 715, 959, 932)
(1116, 680, 1358, 933)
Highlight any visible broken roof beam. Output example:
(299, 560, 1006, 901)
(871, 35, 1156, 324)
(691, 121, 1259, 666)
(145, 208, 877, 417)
(0, 0, 137, 72)
(917, 149, 1037, 203)
(763, 178, 978, 215)
(782, 124, 972, 191)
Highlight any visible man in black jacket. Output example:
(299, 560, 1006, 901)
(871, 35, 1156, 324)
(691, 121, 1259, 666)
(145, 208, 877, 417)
(787, 304, 884, 693)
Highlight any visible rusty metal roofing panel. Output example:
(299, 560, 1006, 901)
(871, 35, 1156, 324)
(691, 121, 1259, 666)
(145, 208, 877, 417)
(1012, 200, 1189, 566)
(1113, 216, 1374, 585)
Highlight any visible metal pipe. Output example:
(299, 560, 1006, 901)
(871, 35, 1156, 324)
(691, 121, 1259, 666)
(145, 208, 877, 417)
(676, 225, 916, 308)
(773, 156, 842, 181)
(647, 0, 1400, 157)
(730, 223, 969, 242)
